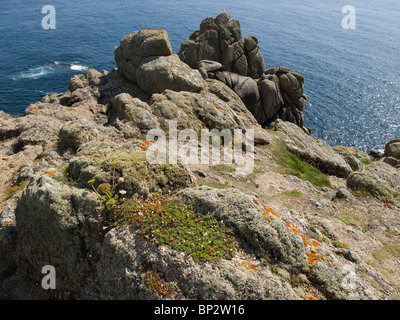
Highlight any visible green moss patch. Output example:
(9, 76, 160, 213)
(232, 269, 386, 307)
(108, 194, 237, 263)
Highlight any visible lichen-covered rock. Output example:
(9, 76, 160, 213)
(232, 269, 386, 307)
(347, 170, 396, 203)
(179, 186, 308, 269)
(67, 142, 191, 198)
(197, 60, 223, 78)
(10, 117, 60, 154)
(136, 54, 204, 94)
(107, 93, 159, 134)
(58, 118, 99, 153)
(68, 74, 88, 92)
(14, 175, 104, 291)
(85, 68, 105, 86)
(150, 79, 259, 134)
(114, 30, 174, 83)
(88, 226, 301, 300)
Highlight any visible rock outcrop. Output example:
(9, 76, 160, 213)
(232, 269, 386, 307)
(114, 30, 204, 96)
(179, 13, 308, 132)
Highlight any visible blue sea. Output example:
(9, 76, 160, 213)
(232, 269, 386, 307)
(1, 0, 399, 152)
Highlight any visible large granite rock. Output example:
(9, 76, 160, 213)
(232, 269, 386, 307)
(215, 71, 262, 120)
(179, 13, 264, 79)
(244, 36, 265, 79)
(258, 77, 284, 122)
(136, 54, 204, 94)
(179, 186, 307, 269)
(114, 30, 174, 83)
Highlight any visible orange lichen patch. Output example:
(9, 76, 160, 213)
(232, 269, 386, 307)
(211, 101, 223, 112)
(75, 126, 81, 130)
(253, 199, 281, 218)
(298, 211, 306, 217)
(140, 141, 152, 151)
(305, 250, 324, 265)
(383, 202, 390, 208)
(78, 131, 88, 137)
(285, 222, 324, 267)
(0, 204, 4, 211)
(335, 253, 344, 260)
(45, 170, 56, 177)
(240, 261, 260, 274)
(1, 221, 13, 228)
(305, 295, 319, 300)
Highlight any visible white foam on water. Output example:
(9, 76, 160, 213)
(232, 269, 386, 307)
(70, 64, 89, 71)
(12, 65, 55, 80)
(12, 62, 89, 81)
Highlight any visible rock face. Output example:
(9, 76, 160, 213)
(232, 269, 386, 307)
(14, 175, 104, 291)
(179, 12, 307, 131)
(67, 142, 191, 198)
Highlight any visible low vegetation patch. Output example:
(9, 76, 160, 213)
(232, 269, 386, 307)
(282, 190, 304, 198)
(108, 193, 237, 263)
(202, 181, 230, 190)
(332, 241, 351, 250)
(211, 164, 236, 173)
(269, 140, 332, 188)
(2, 180, 28, 202)
(144, 270, 184, 300)
(372, 239, 400, 261)
(334, 216, 350, 225)
(360, 158, 372, 165)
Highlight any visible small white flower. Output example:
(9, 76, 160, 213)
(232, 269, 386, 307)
(118, 177, 125, 183)
(119, 190, 127, 195)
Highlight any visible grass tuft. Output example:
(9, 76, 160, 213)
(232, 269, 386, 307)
(269, 140, 332, 188)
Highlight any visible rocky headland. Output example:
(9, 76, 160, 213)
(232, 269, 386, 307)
(0, 12, 399, 300)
